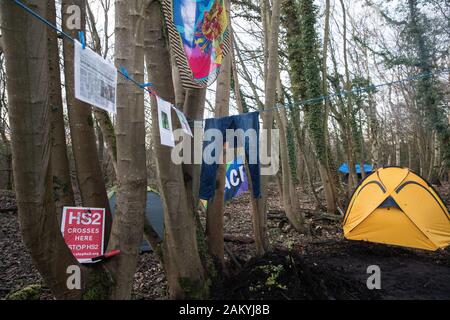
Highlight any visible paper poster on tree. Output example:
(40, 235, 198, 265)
(157, 96, 175, 147)
(74, 40, 117, 113)
(175, 108, 193, 137)
(61, 207, 106, 264)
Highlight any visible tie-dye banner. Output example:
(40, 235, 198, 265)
(162, 0, 231, 89)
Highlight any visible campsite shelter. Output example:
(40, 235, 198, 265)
(343, 167, 450, 251)
(339, 163, 374, 183)
(109, 188, 164, 252)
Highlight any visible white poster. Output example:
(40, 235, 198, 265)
(174, 108, 193, 137)
(157, 97, 175, 147)
(74, 40, 117, 113)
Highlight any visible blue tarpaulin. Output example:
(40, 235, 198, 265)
(339, 163, 374, 175)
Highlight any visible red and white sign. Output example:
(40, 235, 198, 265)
(61, 207, 105, 264)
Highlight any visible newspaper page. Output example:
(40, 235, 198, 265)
(74, 40, 117, 113)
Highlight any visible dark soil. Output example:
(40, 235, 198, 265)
(0, 190, 167, 300)
(214, 249, 380, 300)
(301, 240, 450, 300)
(1, 182, 450, 300)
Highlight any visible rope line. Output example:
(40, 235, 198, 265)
(10, 0, 450, 125)
(10, 0, 154, 95)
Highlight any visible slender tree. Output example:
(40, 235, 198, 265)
(275, 76, 309, 233)
(144, 0, 208, 299)
(288, 0, 337, 212)
(0, 0, 82, 299)
(205, 0, 232, 272)
(104, 0, 148, 299)
(47, 0, 75, 223)
(61, 0, 112, 244)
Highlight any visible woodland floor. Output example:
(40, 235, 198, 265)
(1, 183, 450, 300)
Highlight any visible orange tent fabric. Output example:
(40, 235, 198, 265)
(343, 167, 450, 251)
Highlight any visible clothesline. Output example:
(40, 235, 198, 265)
(188, 67, 449, 125)
(260, 67, 450, 114)
(10, 0, 450, 126)
(10, 0, 155, 96)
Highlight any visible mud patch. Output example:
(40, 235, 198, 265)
(215, 249, 380, 300)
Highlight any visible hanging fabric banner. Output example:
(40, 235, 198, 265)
(157, 97, 176, 147)
(224, 156, 249, 202)
(200, 156, 249, 209)
(74, 40, 117, 113)
(162, 0, 231, 89)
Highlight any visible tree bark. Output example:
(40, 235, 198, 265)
(320, 0, 338, 213)
(61, 0, 112, 245)
(1, 0, 83, 299)
(104, 0, 147, 300)
(205, 0, 231, 271)
(232, 30, 269, 254)
(47, 0, 75, 223)
(254, 0, 284, 256)
(340, 0, 358, 192)
(85, 2, 118, 174)
(144, 0, 207, 299)
(276, 76, 308, 233)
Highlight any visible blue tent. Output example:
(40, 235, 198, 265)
(339, 163, 374, 175)
(109, 189, 164, 253)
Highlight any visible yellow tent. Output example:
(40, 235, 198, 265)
(343, 167, 450, 251)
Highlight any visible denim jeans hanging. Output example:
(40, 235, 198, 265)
(199, 112, 261, 200)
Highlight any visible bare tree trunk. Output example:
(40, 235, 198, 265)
(205, 0, 231, 270)
(86, 1, 118, 174)
(96, 121, 105, 169)
(320, 0, 337, 213)
(291, 111, 323, 209)
(427, 132, 437, 182)
(276, 77, 308, 233)
(234, 27, 269, 252)
(172, 55, 186, 107)
(61, 0, 112, 245)
(231, 38, 246, 113)
(144, 0, 207, 299)
(104, 0, 147, 300)
(395, 131, 401, 167)
(1, 0, 83, 299)
(232, 33, 270, 253)
(94, 110, 117, 173)
(362, 46, 380, 168)
(340, 0, 358, 192)
(432, 131, 441, 181)
(182, 88, 207, 209)
(254, 0, 284, 256)
(359, 119, 367, 180)
(47, 0, 74, 223)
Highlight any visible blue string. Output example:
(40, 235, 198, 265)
(12, 0, 75, 41)
(119, 66, 130, 80)
(139, 82, 153, 89)
(78, 31, 86, 49)
(9, 0, 449, 122)
(10, 0, 154, 97)
(260, 67, 450, 113)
